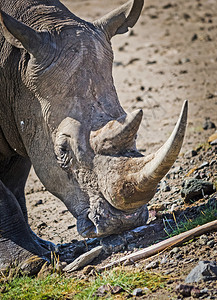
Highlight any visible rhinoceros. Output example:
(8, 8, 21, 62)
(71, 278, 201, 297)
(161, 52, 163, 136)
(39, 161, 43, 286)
(0, 0, 187, 270)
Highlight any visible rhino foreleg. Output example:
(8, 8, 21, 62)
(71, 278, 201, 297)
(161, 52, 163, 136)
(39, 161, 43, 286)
(0, 155, 31, 221)
(0, 180, 49, 274)
(0, 155, 57, 253)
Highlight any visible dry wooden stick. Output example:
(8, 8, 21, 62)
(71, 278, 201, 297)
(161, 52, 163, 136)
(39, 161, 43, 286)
(99, 220, 217, 271)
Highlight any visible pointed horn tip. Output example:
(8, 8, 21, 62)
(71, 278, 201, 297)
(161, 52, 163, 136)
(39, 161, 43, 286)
(179, 99, 188, 128)
(132, 108, 143, 119)
(182, 99, 188, 114)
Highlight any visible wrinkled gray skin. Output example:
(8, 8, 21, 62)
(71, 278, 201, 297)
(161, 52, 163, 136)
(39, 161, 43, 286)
(0, 0, 187, 269)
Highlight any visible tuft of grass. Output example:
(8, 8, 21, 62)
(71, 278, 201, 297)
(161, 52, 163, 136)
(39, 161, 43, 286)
(0, 267, 168, 299)
(164, 203, 217, 238)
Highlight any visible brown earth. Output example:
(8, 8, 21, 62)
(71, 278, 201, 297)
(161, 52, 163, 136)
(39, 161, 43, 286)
(25, 0, 217, 298)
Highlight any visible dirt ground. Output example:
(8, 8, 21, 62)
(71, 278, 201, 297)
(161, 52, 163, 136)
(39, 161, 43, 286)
(25, 0, 217, 297)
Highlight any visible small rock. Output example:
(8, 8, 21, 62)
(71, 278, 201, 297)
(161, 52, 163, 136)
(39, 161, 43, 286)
(170, 204, 177, 212)
(207, 240, 215, 248)
(96, 284, 111, 297)
(200, 288, 209, 294)
(185, 261, 217, 283)
(197, 162, 209, 170)
(203, 118, 216, 130)
(171, 166, 183, 174)
(164, 270, 172, 275)
(67, 225, 76, 230)
(111, 286, 123, 294)
(160, 180, 171, 192)
(146, 60, 157, 65)
(162, 3, 173, 9)
(199, 234, 209, 245)
(145, 260, 159, 270)
(210, 159, 216, 166)
(96, 284, 123, 296)
(211, 139, 217, 146)
(181, 178, 216, 202)
(132, 288, 143, 296)
(176, 284, 193, 297)
(185, 150, 197, 158)
(161, 256, 168, 265)
(37, 222, 47, 229)
(35, 199, 43, 206)
(101, 235, 127, 254)
(191, 287, 201, 298)
(192, 33, 198, 41)
(129, 29, 136, 36)
(170, 247, 180, 255)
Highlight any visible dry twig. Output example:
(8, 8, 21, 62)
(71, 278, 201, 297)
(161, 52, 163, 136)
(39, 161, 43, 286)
(99, 220, 217, 271)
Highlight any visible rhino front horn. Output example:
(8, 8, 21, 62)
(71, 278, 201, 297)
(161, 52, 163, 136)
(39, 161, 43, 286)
(96, 100, 188, 211)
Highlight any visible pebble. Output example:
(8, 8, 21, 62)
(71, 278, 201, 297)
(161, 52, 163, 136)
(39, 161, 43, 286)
(35, 199, 43, 206)
(200, 288, 209, 294)
(176, 284, 193, 297)
(101, 235, 127, 255)
(181, 178, 216, 202)
(191, 287, 201, 298)
(161, 256, 169, 265)
(211, 139, 217, 146)
(197, 161, 209, 170)
(207, 240, 215, 248)
(199, 234, 209, 245)
(132, 288, 143, 296)
(185, 261, 217, 283)
(170, 247, 180, 255)
(185, 150, 197, 158)
(145, 260, 159, 270)
(192, 33, 198, 41)
(160, 180, 171, 192)
(210, 159, 216, 166)
(203, 118, 216, 130)
(170, 166, 183, 174)
(170, 204, 177, 212)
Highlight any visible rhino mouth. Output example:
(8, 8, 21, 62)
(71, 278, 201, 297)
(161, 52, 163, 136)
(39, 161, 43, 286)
(76, 196, 149, 238)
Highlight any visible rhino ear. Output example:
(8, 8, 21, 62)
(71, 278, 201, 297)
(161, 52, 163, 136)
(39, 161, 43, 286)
(94, 0, 144, 39)
(0, 10, 45, 57)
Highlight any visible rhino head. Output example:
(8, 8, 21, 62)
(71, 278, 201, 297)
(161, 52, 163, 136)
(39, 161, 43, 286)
(0, 0, 187, 238)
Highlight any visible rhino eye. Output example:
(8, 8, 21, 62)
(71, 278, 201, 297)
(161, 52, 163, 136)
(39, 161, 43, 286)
(55, 142, 74, 171)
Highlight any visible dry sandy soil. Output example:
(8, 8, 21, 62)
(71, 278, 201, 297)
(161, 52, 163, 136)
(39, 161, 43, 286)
(25, 0, 217, 297)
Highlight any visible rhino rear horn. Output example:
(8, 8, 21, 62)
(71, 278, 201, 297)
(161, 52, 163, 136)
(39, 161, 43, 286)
(90, 109, 143, 154)
(0, 10, 47, 57)
(94, 0, 144, 39)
